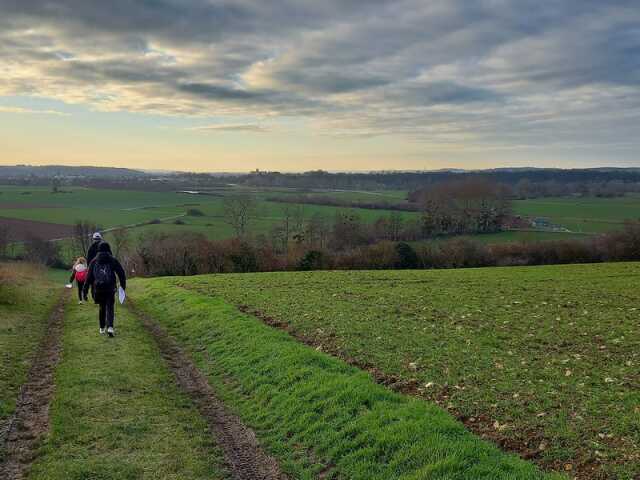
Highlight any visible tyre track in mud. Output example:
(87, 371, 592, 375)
(0, 291, 66, 480)
(129, 301, 288, 480)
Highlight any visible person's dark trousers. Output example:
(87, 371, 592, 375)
(98, 292, 116, 329)
(76, 281, 88, 301)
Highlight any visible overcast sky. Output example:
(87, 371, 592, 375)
(1, 0, 639, 171)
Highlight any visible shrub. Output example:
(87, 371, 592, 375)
(174, 219, 185, 225)
(298, 250, 327, 271)
(187, 208, 205, 217)
(439, 238, 493, 268)
(395, 242, 419, 269)
(228, 240, 258, 273)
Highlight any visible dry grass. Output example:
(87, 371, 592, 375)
(0, 262, 46, 304)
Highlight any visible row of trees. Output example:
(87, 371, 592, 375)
(409, 179, 512, 236)
(6, 213, 640, 277)
(221, 180, 513, 249)
(241, 169, 640, 192)
(122, 221, 640, 277)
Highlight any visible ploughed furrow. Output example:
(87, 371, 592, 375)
(0, 291, 65, 480)
(130, 302, 288, 480)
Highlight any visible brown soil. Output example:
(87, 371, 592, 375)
(129, 302, 288, 480)
(0, 292, 66, 480)
(0, 217, 73, 242)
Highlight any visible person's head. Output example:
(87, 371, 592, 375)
(92, 232, 102, 242)
(98, 242, 112, 255)
(74, 256, 87, 266)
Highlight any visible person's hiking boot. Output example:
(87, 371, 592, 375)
(99, 328, 105, 335)
(107, 327, 115, 337)
(79, 300, 83, 305)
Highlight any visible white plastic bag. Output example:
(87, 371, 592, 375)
(118, 286, 126, 305)
(65, 283, 73, 289)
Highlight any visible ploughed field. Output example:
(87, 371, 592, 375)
(163, 262, 640, 479)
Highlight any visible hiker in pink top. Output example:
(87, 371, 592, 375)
(69, 257, 89, 304)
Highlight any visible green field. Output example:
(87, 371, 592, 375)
(129, 278, 557, 480)
(1, 262, 562, 480)
(3, 261, 639, 478)
(2, 185, 639, 268)
(0, 185, 419, 241)
(161, 263, 640, 479)
(513, 196, 640, 234)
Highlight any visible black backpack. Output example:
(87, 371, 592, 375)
(94, 262, 115, 291)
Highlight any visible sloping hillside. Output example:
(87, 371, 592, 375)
(141, 262, 640, 479)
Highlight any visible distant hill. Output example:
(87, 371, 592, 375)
(0, 165, 146, 179)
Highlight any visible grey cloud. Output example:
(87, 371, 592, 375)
(400, 82, 503, 106)
(177, 83, 267, 101)
(0, 0, 638, 150)
(188, 124, 268, 133)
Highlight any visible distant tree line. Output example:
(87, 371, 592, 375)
(3, 166, 640, 198)
(240, 168, 640, 194)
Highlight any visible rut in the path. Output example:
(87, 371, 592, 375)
(131, 303, 288, 480)
(0, 292, 66, 480)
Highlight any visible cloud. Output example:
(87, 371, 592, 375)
(0, 0, 638, 151)
(0, 105, 69, 116)
(187, 124, 269, 133)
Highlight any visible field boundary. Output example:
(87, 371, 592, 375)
(129, 301, 288, 480)
(0, 291, 66, 480)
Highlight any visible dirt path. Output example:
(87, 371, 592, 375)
(130, 303, 288, 480)
(0, 292, 66, 480)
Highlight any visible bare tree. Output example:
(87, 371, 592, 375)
(222, 196, 256, 238)
(24, 235, 61, 267)
(388, 211, 403, 241)
(112, 228, 131, 258)
(73, 220, 97, 255)
(417, 179, 511, 236)
(306, 213, 330, 248)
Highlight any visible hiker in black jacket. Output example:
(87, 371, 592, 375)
(86, 232, 103, 301)
(83, 242, 126, 337)
(86, 232, 102, 265)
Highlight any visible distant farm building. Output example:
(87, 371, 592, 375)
(530, 217, 569, 231)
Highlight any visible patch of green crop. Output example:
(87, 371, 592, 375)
(0, 185, 419, 237)
(514, 196, 640, 233)
(129, 279, 562, 480)
(29, 297, 228, 480)
(171, 263, 640, 479)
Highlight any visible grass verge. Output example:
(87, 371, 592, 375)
(129, 279, 561, 480)
(28, 297, 228, 480)
(0, 263, 60, 424)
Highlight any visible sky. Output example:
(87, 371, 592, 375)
(0, 0, 639, 172)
